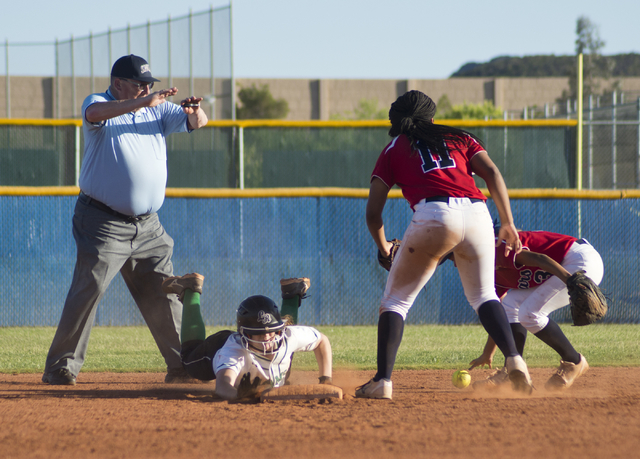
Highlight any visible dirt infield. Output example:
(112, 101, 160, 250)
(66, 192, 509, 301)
(1, 367, 639, 459)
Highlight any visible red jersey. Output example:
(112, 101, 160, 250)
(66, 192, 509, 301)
(371, 134, 487, 209)
(495, 231, 578, 297)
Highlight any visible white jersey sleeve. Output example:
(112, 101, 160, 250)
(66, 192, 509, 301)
(212, 334, 255, 379)
(212, 326, 323, 388)
(283, 325, 323, 352)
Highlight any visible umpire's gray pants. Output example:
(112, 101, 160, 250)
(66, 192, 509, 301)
(44, 196, 183, 376)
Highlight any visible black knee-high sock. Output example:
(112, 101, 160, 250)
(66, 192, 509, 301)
(374, 311, 405, 381)
(477, 300, 519, 358)
(498, 323, 528, 366)
(510, 323, 528, 356)
(534, 320, 580, 364)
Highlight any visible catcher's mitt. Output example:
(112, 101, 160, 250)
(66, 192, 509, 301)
(377, 239, 401, 272)
(566, 270, 608, 326)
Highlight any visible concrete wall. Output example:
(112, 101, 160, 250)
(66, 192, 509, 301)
(0, 76, 55, 118)
(239, 76, 640, 119)
(3, 75, 640, 120)
(237, 78, 320, 120)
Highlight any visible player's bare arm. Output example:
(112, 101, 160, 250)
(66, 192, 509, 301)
(313, 333, 333, 382)
(470, 151, 522, 256)
(514, 250, 572, 284)
(469, 336, 498, 370)
(366, 178, 394, 256)
(85, 88, 179, 123)
(214, 368, 240, 400)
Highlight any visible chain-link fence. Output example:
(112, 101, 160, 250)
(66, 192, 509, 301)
(1, 6, 232, 120)
(518, 89, 640, 120)
(583, 96, 640, 189)
(0, 122, 78, 186)
(0, 193, 638, 326)
(2, 117, 640, 189)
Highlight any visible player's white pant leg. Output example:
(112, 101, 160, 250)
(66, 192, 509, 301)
(516, 277, 568, 332)
(452, 201, 501, 310)
(379, 201, 462, 320)
(501, 288, 530, 323)
(562, 240, 604, 285)
(517, 240, 604, 333)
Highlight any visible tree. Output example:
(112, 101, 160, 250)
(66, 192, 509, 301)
(438, 101, 503, 120)
(568, 16, 613, 98)
(450, 54, 640, 78)
(236, 84, 289, 119)
(330, 98, 387, 120)
(451, 55, 575, 77)
(610, 53, 640, 76)
(436, 95, 453, 117)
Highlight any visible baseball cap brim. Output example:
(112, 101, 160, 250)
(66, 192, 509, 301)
(111, 54, 161, 83)
(133, 75, 161, 83)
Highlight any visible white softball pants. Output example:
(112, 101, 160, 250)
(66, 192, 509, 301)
(501, 240, 604, 333)
(379, 198, 500, 320)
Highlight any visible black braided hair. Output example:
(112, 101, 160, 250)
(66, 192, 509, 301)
(388, 90, 485, 154)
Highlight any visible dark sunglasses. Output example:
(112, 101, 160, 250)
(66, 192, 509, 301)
(120, 78, 154, 91)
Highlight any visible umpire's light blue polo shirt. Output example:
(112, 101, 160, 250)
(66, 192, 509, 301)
(79, 89, 190, 216)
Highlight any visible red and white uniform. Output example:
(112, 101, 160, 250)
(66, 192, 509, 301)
(496, 231, 604, 333)
(495, 231, 578, 297)
(372, 134, 486, 210)
(373, 134, 499, 319)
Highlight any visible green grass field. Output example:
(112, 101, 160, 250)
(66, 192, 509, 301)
(1, 324, 638, 374)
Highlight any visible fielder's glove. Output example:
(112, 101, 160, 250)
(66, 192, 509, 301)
(377, 239, 401, 271)
(566, 270, 608, 326)
(236, 373, 269, 400)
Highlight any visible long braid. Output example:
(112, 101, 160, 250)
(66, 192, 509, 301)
(388, 91, 485, 154)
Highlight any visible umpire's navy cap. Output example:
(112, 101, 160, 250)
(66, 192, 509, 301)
(111, 54, 161, 83)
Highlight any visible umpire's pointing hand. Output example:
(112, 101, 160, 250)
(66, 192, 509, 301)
(145, 87, 179, 107)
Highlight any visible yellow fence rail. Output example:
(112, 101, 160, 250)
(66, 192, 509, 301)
(1, 186, 639, 199)
(0, 118, 579, 128)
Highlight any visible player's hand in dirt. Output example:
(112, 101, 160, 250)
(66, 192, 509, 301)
(469, 353, 493, 370)
(236, 373, 268, 400)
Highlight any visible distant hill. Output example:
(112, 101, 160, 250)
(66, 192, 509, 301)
(451, 53, 640, 77)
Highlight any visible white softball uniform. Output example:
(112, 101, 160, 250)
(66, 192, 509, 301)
(380, 197, 500, 320)
(213, 325, 323, 388)
(501, 240, 604, 333)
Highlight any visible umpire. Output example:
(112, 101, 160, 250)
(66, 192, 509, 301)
(42, 54, 208, 385)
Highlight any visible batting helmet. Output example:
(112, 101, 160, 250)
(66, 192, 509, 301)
(236, 295, 285, 354)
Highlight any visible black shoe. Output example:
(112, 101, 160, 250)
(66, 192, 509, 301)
(164, 368, 199, 384)
(42, 368, 76, 385)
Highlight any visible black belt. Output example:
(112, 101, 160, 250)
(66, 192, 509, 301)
(80, 192, 151, 223)
(423, 196, 484, 204)
(576, 238, 588, 245)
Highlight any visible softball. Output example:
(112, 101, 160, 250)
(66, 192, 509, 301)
(452, 370, 471, 389)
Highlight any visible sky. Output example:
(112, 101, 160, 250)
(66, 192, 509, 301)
(4, 0, 639, 79)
